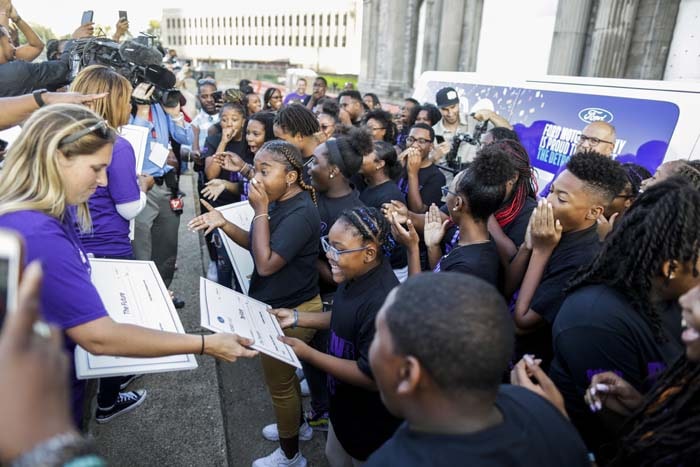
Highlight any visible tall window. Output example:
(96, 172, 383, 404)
(242, 36, 245, 46)
(255, 16, 258, 27)
(334, 35, 338, 47)
(236, 36, 239, 46)
(343, 13, 347, 26)
(296, 15, 300, 26)
(296, 35, 299, 46)
(342, 36, 346, 47)
(261, 35, 264, 46)
(335, 14, 339, 26)
(275, 35, 278, 46)
(304, 15, 307, 26)
(311, 15, 314, 26)
(217, 17, 220, 27)
(303, 36, 307, 47)
(282, 16, 285, 27)
(281, 35, 285, 46)
(310, 35, 314, 47)
(327, 14, 331, 26)
(205, 17, 208, 28)
(275, 16, 278, 27)
(326, 35, 330, 47)
(235, 17, 238, 28)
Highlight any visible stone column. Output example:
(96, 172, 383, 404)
(358, 0, 377, 90)
(581, 0, 640, 77)
(372, 0, 414, 98)
(420, 0, 442, 72)
(547, 0, 593, 75)
(458, 0, 484, 71)
(402, 0, 421, 90)
(624, 0, 681, 79)
(436, 0, 466, 70)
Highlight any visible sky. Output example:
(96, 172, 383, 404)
(13, 0, 186, 37)
(15, 0, 559, 77)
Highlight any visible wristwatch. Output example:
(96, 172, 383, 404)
(32, 88, 48, 108)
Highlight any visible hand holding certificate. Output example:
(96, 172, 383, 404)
(200, 278, 302, 369)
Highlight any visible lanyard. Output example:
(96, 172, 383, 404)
(148, 107, 157, 139)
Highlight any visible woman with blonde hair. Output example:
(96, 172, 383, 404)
(0, 104, 258, 428)
(70, 65, 157, 423)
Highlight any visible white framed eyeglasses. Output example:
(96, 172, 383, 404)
(321, 235, 369, 261)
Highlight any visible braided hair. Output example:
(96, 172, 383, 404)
(620, 162, 651, 197)
(476, 140, 536, 228)
(274, 104, 320, 137)
(339, 206, 396, 258)
(610, 356, 700, 466)
(258, 140, 317, 204)
(568, 177, 700, 340)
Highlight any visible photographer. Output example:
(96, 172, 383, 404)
(130, 82, 193, 298)
(0, 1, 74, 97)
(432, 87, 511, 166)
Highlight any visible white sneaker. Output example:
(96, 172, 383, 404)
(252, 447, 307, 467)
(300, 378, 310, 397)
(206, 262, 218, 281)
(261, 421, 313, 442)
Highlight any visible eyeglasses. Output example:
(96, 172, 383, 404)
(198, 78, 217, 86)
(367, 126, 386, 132)
(441, 185, 458, 197)
(406, 136, 431, 145)
(321, 235, 369, 262)
(59, 120, 109, 147)
(577, 135, 614, 147)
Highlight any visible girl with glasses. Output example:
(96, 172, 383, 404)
(188, 140, 321, 467)
(270, 206, 402, 466)
(264, 87, 284, 112)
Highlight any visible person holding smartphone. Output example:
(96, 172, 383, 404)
(0, 104, 257, 428)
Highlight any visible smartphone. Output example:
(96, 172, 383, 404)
(435, 135, 445, 144)
(81, 10, 94, 26)
(212, 90, 223, 104)
(119, 10, 128, 22)
(0, 229, 23, 330)
(0, 138, 7, 152)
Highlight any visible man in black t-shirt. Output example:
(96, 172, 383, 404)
(506, 151, 628, 367)
(397, 123, 446, 213)
(366, 273, 589, 467)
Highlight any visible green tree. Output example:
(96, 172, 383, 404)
(146, 19, 160, 37)
(17, 22, 55, 44)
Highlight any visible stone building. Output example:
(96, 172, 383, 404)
(359, 0, 699, 100)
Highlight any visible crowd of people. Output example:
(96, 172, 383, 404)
(1, 4, 700, 467)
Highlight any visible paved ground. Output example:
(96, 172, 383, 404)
(85, 172, 328, 467)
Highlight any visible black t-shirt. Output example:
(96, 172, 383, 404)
(317, 191, 366, 294)
(202, 134, 251, 207)
(515, 223, 600, 366)
(398, 164, 446, 208)
(434, 241, 501, 288)
(359, 181, 408, 269)
(502, 197, 537, 247)
(248, 191, 320, 308)
(317, 190, 365, 237)
(365, 385, 590, 467)
(328, 260, 402, 460)
(549, 284, 683, 456)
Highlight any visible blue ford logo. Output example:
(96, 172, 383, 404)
(217, 316, 225, 323)
(579, 108, 614, 124)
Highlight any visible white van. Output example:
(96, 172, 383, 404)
(412, 71, 700, 188)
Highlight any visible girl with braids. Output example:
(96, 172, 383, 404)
(244, 92, 262, 116)
(0, 105, 257, 428)
(308, 127, 373, 293)
(548, 177, 700, 461)
(270, 207, 402, 466)
(359, 141, 408, 281)
(641, 159, 700, 191)
(188, 140, 321, 467)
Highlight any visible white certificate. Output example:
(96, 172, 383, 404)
(74, 259, 199, 379)
(199, 277, 301, 369)
(216, 201, 255, 294)
(118, 124, 149, 241)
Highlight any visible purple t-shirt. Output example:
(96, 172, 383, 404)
(283, 92, 309, 105)
(78, 136, 140, 257)
(0, 209, 108, 425)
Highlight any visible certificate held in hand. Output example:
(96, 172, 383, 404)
(74, 259, 198, 379)
(199, 277, 302, 369)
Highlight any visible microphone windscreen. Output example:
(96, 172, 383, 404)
(119, 40, 163, 67)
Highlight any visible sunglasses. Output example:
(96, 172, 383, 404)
(59, 120, 109, 147)
(198, 78, 217, 86)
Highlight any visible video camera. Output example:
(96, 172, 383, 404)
(68, 35, 181, 107)
(444, 116, 490, 171)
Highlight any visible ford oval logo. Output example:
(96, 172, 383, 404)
(579, 108, 614, 124)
